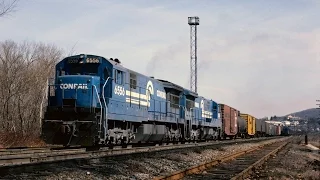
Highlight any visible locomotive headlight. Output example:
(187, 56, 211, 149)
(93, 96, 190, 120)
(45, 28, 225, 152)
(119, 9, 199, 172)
(87, 79, 91, 83)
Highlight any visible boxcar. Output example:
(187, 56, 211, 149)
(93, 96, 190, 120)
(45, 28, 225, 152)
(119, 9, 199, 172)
(275, 125, 282, 136)
(281, 126, 290, 136)
(256, 119, 266, 137)
(219, 104, 238, 139)
(265, 121, 276, 136)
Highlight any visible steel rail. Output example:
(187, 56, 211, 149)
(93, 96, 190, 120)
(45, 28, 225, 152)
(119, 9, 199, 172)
(230, 140, 290, 180)
(0, 137, 279, 168)
(153, 137, 291, 180)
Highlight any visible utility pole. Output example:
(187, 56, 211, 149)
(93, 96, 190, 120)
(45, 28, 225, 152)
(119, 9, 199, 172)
(316, 100, 320, 132)
(188, 16, 200, 92)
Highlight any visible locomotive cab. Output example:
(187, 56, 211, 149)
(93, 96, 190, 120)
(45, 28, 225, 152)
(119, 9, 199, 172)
(47, 55, 109, 116)
(42, 54, 113, 146)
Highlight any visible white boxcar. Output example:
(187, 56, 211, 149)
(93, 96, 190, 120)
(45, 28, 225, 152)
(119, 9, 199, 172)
(265, 121, 276, 136)
(256, 119, 266, 135)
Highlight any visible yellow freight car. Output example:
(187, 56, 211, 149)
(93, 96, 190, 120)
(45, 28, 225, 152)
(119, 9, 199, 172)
(240, 113, 256, 137)
(252, 116, 256, 136)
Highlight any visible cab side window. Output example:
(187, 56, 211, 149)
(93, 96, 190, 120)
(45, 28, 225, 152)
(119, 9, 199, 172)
(114, 69, 124, 85)
(130, 73, 137, 89)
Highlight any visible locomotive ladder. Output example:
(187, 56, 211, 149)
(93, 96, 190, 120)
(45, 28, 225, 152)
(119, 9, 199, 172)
(94, 77, 110, 144)
(93, 85, 104, 144)
(184, 108, 192, 140)
(100, 77, 111, 144)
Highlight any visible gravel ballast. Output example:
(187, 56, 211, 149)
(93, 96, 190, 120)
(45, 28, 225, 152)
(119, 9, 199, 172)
(1, 138, 285, 180)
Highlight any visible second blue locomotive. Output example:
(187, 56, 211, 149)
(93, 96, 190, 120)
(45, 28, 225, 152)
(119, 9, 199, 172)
(41, 54, 222, 146)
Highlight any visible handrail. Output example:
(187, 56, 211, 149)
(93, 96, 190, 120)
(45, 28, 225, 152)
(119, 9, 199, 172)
(93, 85, 103, 141)
(102, 77, 110, 141)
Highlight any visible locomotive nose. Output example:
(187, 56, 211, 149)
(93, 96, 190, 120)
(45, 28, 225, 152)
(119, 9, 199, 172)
(56, 75, 101, 109)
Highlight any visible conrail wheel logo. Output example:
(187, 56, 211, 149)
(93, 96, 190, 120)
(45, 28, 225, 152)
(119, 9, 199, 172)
(60, 83, 89, 89)
(200, 99, 204, 109)
(146, 80, 154, 107)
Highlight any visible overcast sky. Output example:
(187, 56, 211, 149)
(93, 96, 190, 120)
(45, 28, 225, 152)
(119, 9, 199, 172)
(1, 0, 319, 118)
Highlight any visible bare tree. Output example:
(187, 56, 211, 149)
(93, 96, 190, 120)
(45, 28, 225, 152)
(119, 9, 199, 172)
(0, 40, 63, 147)
(0, 0, 18, 17)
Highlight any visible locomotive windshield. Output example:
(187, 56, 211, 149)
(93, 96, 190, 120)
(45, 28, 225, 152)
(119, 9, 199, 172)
(68, 63, 99, 75)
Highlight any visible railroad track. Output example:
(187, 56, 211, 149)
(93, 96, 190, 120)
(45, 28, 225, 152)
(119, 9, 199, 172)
(0, 137, 278, 168)
(154, 136, 291, 180)
(0, 144, 65, 156)
(247, 137, 304, 179)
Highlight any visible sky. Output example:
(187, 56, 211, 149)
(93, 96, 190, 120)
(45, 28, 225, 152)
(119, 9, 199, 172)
(1, 0, 319, 118)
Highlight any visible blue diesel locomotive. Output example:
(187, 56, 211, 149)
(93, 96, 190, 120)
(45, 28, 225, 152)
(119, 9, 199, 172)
(41, 54, 222, 146)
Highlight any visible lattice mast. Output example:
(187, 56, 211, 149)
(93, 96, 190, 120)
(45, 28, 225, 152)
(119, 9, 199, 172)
(188, 16, 200, 93)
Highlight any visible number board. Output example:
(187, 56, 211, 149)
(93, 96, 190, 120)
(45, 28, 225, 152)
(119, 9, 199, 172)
(86, 57, 100, 63)
(67, 58, 79, 63)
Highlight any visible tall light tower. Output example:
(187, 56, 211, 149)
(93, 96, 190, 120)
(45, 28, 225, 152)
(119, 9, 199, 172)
(316, 99, 320, 122)
(188, 16, 200, 93)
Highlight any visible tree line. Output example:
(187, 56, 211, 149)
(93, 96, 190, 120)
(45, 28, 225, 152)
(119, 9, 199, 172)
(0, 40, 63, 136)
(0, 1, 66, 146)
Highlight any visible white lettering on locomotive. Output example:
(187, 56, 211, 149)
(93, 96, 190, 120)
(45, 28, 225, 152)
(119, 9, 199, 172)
(114, 85, 125, 96)
(156, 90, 166, 99)
(60, 83, 89, 89)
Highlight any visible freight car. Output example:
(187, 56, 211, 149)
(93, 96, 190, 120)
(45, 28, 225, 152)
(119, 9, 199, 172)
(237, 113, 247, 138)
(41, 54, 222, 147)
(255, 118, 266, 137)
(240, 113, 256, 138)
(219, 104, 238, 139)
(264, 121, 285, 136)
(281, 126, 290, 136)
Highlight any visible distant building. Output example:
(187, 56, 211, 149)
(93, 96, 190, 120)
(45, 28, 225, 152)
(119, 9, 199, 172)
(290, 121, 299, 126)
(283, 121, 291, 126)
(287, 115, 301, 120)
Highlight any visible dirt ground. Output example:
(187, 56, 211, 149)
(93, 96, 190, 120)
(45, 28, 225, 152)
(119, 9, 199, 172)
(308, 133, 320, 148)
(248, 136, 320, 180)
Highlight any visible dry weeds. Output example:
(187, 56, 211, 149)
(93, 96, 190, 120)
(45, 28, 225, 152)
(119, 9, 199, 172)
(249, 136, 320, 180)
(0, 132, 46, 148)
(308, 134, 320, 148)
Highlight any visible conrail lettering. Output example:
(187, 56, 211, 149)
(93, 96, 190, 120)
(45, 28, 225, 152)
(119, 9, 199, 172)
(60, 83, 89, 89)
